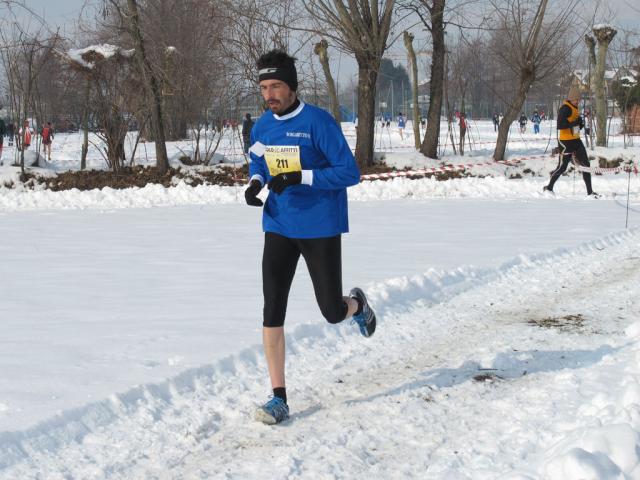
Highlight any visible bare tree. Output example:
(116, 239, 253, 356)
(79, 78, 91, 169)
(221, 0, 296, 113)
(404, 0, 446, 159)
(63, 45, 138, 171)
(490, 0, 578, 161)
(585, 24, 617, 147)
(0, 13, 60, 173)
(102, 0, 169, 174)
(442, 48, 456, 154)
(127, 0, 168, 172)
(141, 0, 229, 141)
(448, 39, 471, 154)
(304, 0, 396, 167)
(403, 31, 421, 148)
(313, 39, 341, 122)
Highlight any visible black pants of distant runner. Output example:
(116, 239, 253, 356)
(547, 139, 593, 194)
(262, 232, 347, 328)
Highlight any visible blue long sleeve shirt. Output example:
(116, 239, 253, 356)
(248, 101, 360, 239)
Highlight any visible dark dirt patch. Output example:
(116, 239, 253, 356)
(3, 172, 39, 189)
(597, 157, 623, 169)
(9, 165, 250, 192)
(420, 169, 471, 181)
(473, 372, 504, 383)
(4, 158, 503, 192)
(360, 164, 471, 181)
(359, 164, 395, 176)
(527, 314, 587, 333)
(47, 166, 177, 191)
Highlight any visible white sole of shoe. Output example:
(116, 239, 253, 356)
(254, 408, 278, 425)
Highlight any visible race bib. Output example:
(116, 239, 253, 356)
(572, 126, 580, 135)
(264, 146, 301, 176)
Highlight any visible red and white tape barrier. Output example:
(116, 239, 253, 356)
(573, 163, 639, 175)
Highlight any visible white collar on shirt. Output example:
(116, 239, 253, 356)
(273, 101, 305, 121)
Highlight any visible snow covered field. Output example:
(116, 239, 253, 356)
(1, 120, 639, 478)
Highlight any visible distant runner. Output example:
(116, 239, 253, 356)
(41, 122, 54, 161)
(397, 112, 406, 140)
(544, 82, 597, 197)
(19, 120, 33, 151)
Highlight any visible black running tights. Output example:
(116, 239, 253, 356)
(548, 139, 593, 194)
(262, 232, 348, 328)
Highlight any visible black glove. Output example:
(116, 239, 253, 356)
(244, 179, 263, 207)
(268, 171, 301, 194)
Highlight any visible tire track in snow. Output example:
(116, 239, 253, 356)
(174, 230, 639, 479)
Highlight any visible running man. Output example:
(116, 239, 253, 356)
(244, 49, 377, 425)
(518, 112, 528, 134)
(18, 120, 33, 151)
(41, 122, 54, 161)
(397, 112, 406, 140)
(531, 110, 541, 134)
(544, 82, 597, 197)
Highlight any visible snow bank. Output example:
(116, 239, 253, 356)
(0, 180, 243, 211)
(1, 172, 638, 212)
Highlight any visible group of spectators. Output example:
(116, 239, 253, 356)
(0, 119, 55, 160)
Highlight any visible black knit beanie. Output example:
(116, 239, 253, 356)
(257, 50, 298, 92)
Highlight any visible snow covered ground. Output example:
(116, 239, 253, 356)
(0, 120, 639, 478)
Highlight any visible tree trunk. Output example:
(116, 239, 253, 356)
(20, 54, 35, 175)
(593, 41, 607, 147)
(459, 93, 466, 155)
(493, 72, 533, 160)
(403, 31, 421, 149)
(355, 63, 378, 167)
(591, 26, 617, 147)
(163, 46, 185, 141)
(420, 0, 445, 159)
(585, 35, 596, 151)
(126, 0, 170, 174)
(494, 0, 549, 160)
(443, 51, 456, 155)
(314, 40, 341, 123)
(81, 79, 90, 170)
(106, 120, 125, 172)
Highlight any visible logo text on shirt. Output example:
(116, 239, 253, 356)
(286, 132, 311, 139)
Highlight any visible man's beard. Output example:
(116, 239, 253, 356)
(267, 95, 294, 115)
(268, 101, 282, 113)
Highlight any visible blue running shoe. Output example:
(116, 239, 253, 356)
(255, 396, 289, 425)
(350, 287, 376, 338)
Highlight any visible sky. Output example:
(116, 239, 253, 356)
(22, 0, 640, 31)
(16, 0, 640, 85)
(23, 0, 89, 30)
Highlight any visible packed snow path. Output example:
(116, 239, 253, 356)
(2, 228, 639, 479)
